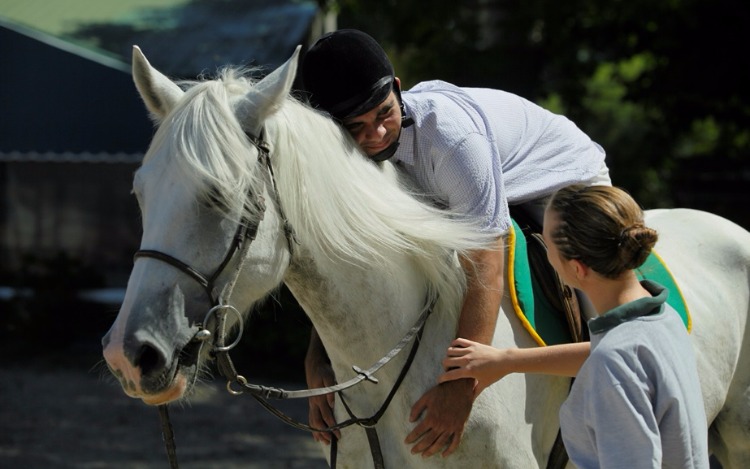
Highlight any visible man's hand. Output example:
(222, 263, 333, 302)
(306, 360, 340, 444)
(404, 378, 475, 458)
(305, 327, 340, 444)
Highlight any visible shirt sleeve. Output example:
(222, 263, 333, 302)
(431, 131, 510, 235)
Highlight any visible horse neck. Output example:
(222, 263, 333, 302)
(284, 249, 444, 369)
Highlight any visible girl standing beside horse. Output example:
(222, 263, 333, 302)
(440, 184, 709, 468)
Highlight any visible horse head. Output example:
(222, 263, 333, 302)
(102, 46, 301, 405)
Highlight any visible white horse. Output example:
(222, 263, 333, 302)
(102, 46, 750, 468)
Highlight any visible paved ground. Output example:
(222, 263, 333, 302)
(0, 355, 328, 469)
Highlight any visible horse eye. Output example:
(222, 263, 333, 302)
(203, 187, 229, 211)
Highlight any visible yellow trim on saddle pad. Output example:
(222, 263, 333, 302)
(634, 250, 692, 333)
(507, 220, 548, 347)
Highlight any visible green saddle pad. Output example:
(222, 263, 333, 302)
(509, 219, 691, 346)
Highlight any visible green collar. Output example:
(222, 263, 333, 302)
(588, 280, 669, 335)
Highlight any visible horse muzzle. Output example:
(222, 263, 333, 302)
(102, 286, 203, 404)
(103, 328, 203, 405)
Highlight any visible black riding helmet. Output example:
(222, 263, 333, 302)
(302, 29, 395, 120)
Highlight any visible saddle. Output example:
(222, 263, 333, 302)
(509, 208, 587, 345)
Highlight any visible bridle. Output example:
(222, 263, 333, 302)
(134, 131, 295, 324)
(133, 130, 434, 469)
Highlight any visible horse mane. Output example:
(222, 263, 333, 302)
(149, 66, 498, 320)
(143, 68, 267, 221)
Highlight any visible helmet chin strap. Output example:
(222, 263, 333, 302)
(369, 140, 401, 162)
(368, 100, 414, 163)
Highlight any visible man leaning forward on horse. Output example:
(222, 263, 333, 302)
(300, 29, 611, 457)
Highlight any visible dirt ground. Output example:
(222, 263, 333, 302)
(0, 354, 328, 469)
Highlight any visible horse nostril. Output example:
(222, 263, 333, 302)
(135, 344, 166, 376)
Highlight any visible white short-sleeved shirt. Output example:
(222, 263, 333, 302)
(393, 80, 608, 234)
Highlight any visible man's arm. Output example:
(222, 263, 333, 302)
(405, 237, 505, 458)
(455, 240, 505, 343)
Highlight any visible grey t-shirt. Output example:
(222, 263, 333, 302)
(559, 281, 709, 468)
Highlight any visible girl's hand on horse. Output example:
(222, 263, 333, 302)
(439, 338, 510, 397)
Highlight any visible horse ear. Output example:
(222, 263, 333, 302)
(131, 45, 184, 122)
(238, 45, 301, 132)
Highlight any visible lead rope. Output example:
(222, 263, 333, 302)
(158, 405, 179, 469)
(218, 301, 432, 469)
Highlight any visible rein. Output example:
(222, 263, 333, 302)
(135, 131, 433, 469)
(212, 296, 434, 469)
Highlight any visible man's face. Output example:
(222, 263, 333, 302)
(341, 90, 403, 158)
